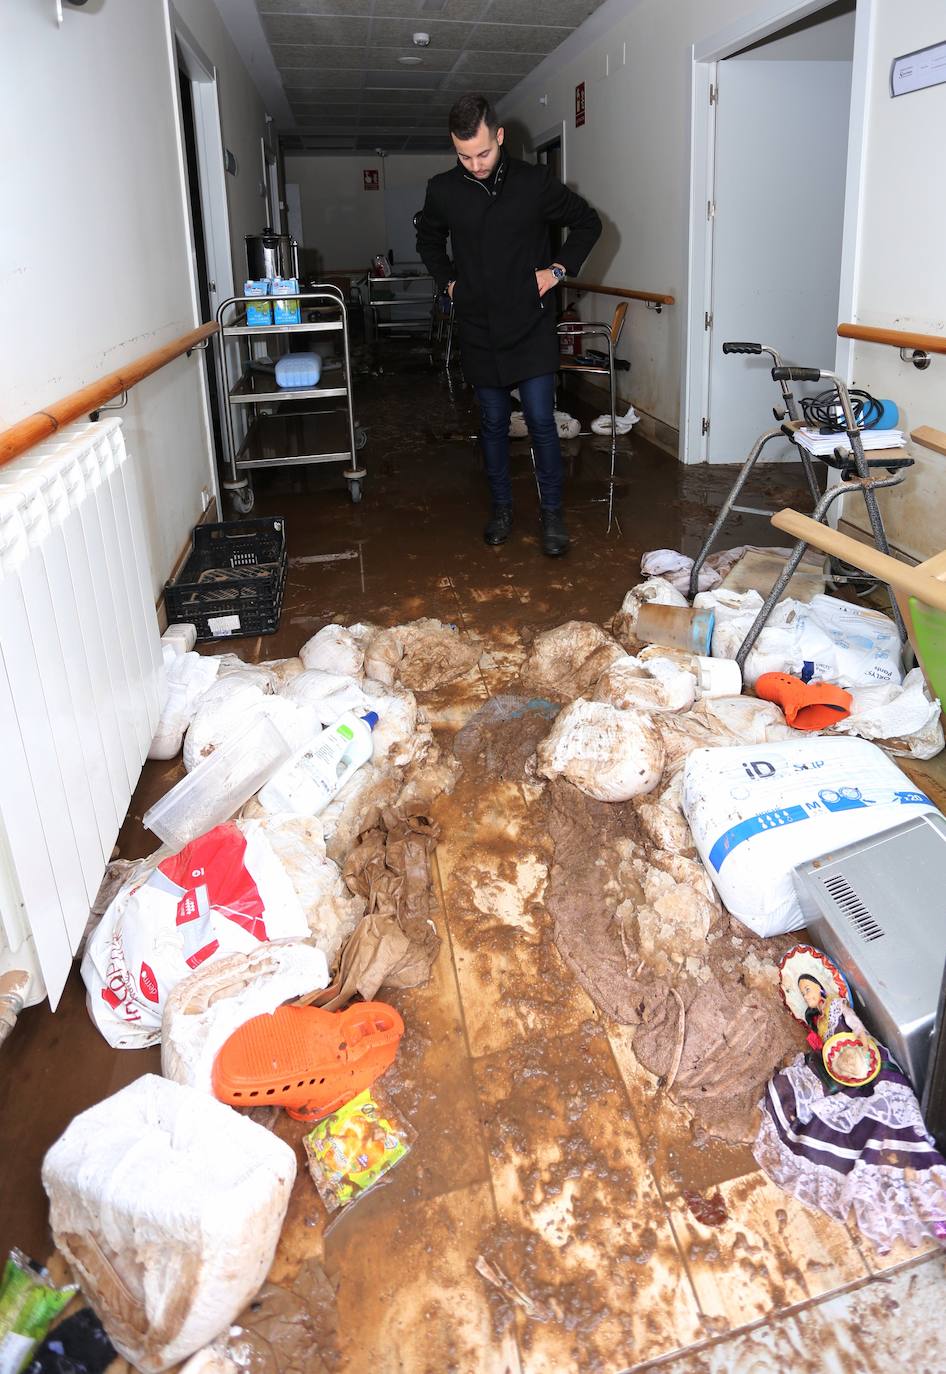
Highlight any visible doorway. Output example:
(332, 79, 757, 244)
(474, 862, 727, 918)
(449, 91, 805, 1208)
(173, 16, 236, 498)
(683, 0, 863, 465)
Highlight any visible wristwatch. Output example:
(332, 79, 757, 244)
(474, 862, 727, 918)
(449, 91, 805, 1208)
(550, 265, 567, 281)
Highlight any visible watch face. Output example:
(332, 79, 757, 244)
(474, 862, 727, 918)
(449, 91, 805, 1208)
(552, 267, 566, 280)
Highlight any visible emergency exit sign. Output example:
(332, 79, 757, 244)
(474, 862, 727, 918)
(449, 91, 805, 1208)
(575, 81, 586, 127)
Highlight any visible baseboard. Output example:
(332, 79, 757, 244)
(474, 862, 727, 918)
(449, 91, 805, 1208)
(561, 372, 679, 457)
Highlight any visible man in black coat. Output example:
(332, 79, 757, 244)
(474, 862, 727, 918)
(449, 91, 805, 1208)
(417, 94, 601, 556)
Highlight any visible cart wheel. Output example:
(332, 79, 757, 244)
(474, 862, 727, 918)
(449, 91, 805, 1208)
(355, 428, 368, 451)
(348, 479, 363, 504)
(231, 486, 255, 515)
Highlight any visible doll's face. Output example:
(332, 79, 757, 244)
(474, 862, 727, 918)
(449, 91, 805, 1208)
(799, 976, 824, 1010)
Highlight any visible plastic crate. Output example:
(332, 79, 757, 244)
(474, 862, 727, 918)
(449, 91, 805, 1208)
(164, 517, 287, 641)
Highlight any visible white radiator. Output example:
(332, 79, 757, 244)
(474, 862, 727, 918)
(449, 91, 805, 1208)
(0, 418, 165, 1008)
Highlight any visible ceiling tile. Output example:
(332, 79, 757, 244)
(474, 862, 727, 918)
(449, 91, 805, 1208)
(284, 72, 367, 90)
(360, 48, 461, 71)
(451, 49, 537, 74)
(371, 0, 491, 18)
(259, 0, 372, 12)
(273, 44, 373, 68)
(465, 22, 568, 54)
(261, 14, 371, 44)
(258, 0, 373, 12)
(364, 69, 446, 88)
(370, 17, 475, 47)
(481, 0, 605, 24)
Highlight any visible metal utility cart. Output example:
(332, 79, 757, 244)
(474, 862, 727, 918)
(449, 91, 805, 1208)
(216, 285, 366, 512)
(365, 271, 436, 346)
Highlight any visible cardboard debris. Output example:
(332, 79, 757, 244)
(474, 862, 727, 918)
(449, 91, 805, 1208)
(316, 810, 441, 1010)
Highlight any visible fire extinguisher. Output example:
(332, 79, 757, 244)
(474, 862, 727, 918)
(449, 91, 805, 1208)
(559, 303, 580, 356)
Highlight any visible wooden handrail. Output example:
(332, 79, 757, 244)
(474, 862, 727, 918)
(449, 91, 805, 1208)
(837, 322, 946, 355)
(565, 279, 675, 306)
(0, 321, 219, 467)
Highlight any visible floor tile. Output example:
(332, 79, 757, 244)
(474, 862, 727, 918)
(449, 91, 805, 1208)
(436, 776, 598, 1059)
(473, 1027, 704, 1372)
(325, 1181, 520, 1374)
(606, 1023, 758, 1201)
(666, 1167, 868, 1330)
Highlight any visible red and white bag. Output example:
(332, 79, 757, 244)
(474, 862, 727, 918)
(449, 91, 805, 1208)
(81, 822, 310, 1048)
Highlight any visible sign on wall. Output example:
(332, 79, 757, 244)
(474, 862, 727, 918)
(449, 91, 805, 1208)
(891, 41, 946, 97)
(575, 81, 586, 127)
(363, 169, 380, 190)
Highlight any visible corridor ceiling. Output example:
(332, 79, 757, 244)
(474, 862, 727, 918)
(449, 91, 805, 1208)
(256, 0, 611, 152)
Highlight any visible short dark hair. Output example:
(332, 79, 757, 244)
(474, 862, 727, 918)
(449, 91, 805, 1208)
(448, 94, 498, 141)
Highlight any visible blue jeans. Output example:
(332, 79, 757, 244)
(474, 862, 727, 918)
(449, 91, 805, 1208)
(474, 373, 563, 510)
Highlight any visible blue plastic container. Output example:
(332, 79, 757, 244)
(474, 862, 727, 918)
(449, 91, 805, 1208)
(275, 352, 322, 389)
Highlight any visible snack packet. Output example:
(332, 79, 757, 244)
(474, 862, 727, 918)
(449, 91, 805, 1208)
(0, 1250, 77, 1374)
(303, 1089, 414, 1212)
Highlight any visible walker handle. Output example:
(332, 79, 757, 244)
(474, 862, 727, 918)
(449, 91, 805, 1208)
(772, 366, 822, 383)
(722, 341, 762, 354)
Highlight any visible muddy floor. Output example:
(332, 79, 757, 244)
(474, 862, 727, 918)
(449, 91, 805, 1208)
(2, 344, 945, 1373)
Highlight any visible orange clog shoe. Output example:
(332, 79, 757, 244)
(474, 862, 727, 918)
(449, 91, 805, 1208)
(755, 672, 852, 731)
(212, 1001, 404, 1121)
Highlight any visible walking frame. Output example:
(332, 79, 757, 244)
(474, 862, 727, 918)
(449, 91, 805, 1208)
(692, 349, 914, 673)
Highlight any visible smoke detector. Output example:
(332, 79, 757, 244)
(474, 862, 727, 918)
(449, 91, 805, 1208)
(412, 32, 431, 46)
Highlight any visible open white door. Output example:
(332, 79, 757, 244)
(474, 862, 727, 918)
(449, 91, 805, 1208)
(705, 59, 852, 463)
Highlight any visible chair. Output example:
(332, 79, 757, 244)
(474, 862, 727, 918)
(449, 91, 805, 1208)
(557, 301, 629, 478)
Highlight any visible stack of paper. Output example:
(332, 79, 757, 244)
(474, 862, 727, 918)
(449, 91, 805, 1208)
(795, 427, 906, 456)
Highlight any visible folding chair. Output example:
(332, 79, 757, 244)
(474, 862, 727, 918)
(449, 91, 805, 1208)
(557, 301, 629, 480)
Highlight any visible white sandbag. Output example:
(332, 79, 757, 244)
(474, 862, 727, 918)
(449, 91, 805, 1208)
(641, 547, 749, 595)
(829, 666, 944, 759)
(149, 653, 221, 760)
(682, 736, 938, 937)
(315, 680, 372, 727)
(523, 621, 625, 699)
(612, 579, 688, 649)
(360, 678, 423, 766)
(299, 624, 364, 677)
(81, 821, 311, 1048)
(212, 655, 279, 694)
(42, 1075, 295, 1373)
(256, 812, 365, 966)
(279, 668, 356, 707)
(701, 590, 903, 690)
(594, 654, 697, 714)
(363, 627, 403, 687)
(258, 656, 305, 689)
(183, 677, 268, 770)
(161, 939, 329, 1095)
(536, 698, 665, 801)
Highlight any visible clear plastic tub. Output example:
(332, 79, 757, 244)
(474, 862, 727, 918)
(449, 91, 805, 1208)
(143, 712, 292, 851)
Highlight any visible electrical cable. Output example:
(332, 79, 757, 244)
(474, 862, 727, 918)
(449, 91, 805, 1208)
(801, 386, 883, 433)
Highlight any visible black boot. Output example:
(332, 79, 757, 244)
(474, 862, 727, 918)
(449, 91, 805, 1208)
(540, 507, 569, 557)
(484, 504, 513, 545)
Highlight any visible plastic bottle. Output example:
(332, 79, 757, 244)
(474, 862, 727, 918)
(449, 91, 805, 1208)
(258, 711, 378, 816)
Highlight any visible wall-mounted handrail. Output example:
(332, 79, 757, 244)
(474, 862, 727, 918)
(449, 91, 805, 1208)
(0, 321, 219, 468)
(837, 322, 946, 356)
(564, 279, 675, 306)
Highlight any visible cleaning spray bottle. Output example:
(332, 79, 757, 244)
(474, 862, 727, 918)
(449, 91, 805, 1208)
(258, 711, 378, 816)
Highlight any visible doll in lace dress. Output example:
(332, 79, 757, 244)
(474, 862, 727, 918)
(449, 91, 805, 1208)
(754, 972, 946, 1253)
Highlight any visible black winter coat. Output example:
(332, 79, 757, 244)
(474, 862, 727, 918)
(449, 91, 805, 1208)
(416, 154, 602, 387)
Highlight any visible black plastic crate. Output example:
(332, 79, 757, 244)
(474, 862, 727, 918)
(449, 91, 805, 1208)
(164, 517, 287, 641)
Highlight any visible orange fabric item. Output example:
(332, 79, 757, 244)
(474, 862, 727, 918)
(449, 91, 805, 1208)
(212, 1001, 404, 1122)
(754, 672, 852, 731)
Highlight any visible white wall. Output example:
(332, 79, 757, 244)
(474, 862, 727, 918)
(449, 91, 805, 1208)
(2, 0, 270, 593)
(284, 152, 455, 274)
(842, 0, 946, 561)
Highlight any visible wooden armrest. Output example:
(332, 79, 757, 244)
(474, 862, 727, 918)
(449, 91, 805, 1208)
(771, 509, 946, 613)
